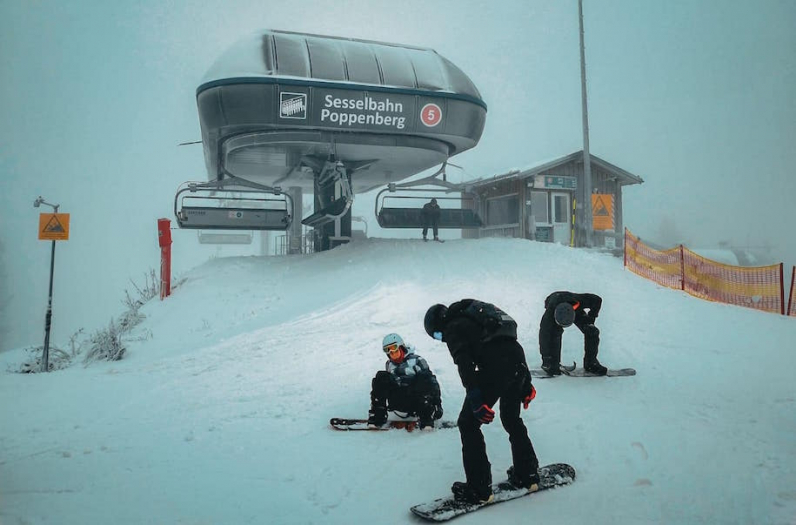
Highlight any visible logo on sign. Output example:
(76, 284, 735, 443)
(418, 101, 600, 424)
(420, 103, 442, 127)
(280, 92, 307, 119)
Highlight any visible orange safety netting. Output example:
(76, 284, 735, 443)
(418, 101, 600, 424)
(623, 230, 682, 290)
(788, 267, 796, 317)
(682, 248, 783, 314)
(624, 229, 785, 315)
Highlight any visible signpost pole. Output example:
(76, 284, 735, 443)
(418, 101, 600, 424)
(33, 196, 66, 373)
(42, 237, 57, 372)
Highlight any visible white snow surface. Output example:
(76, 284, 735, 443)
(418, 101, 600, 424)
(1, 238, 795, 525)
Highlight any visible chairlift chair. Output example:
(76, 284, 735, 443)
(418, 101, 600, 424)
(174, 177, 294, 231)
(374, 164, 483, 229)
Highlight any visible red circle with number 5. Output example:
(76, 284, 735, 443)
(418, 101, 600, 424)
(420, 103, 442, 127)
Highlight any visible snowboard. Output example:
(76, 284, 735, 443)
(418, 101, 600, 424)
(329, 417, 457, 432)
(530, 361, 636, 378)
(410, 463, 576, 522)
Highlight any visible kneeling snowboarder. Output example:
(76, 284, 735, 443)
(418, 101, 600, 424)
(367, 333, 443, 431)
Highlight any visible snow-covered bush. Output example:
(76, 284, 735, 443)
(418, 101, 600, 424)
(17, 328, 83, 373)
(15, 268, 169, 372)
(83, 318, 126, 363)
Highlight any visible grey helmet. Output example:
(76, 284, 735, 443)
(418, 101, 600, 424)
(554, 303, 575, 327)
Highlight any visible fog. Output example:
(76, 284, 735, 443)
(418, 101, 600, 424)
(1, 0, 794, 350)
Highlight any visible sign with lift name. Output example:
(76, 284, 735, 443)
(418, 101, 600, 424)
(38, 213, 70, 241)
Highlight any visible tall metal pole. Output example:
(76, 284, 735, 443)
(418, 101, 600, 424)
(34, 197, 60, 372)
(578, 0, 593, 247)
(42, 237, 57, 372)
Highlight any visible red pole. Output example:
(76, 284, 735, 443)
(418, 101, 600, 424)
(786, 265, 793, 316)
(157, 218, 172, 299)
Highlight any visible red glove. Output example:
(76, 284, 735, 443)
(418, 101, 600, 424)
(473, 404, 495, 424)
(523, 385, 537, 410)
(467, 388, 495, 424)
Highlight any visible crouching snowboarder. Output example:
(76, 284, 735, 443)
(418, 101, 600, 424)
(539, 291, 608, 376)
(367, 333, 443, 431)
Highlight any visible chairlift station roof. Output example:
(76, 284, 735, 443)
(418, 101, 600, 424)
(196, 30, 487, 193)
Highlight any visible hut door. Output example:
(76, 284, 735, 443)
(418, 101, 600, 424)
(551, 192, 570, 245)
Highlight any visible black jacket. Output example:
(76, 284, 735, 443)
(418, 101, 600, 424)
(421, 202, 441, 224)
(543, 291, 602, 324)
(442, 300, 526, 390)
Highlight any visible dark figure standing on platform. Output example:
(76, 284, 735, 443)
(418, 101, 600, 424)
(424, 299, 539, 504)
(539, 291, 608, 376)
(421, 198, 441, 241)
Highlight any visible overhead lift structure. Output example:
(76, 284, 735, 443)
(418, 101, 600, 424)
(177, 29, 487, 251)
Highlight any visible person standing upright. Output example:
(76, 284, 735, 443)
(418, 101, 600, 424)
(421, 198, 441, 241)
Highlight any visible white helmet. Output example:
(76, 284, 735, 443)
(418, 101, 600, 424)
(382, 333, 405, 354)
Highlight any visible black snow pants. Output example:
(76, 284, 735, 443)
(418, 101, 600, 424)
(371, 370, 440, 420)
(457, 339, 538, 491)
(539, 308, 600, 366)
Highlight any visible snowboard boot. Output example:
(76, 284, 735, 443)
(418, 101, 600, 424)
(541, 361, 561, 376)
(451, 482, 494, 504)
(506, 466, 540, 492)
(417, 396, 438, 431)
(367, 407, 387, 428)
(419, 417, 435, 432)
(583, 358, 607, 376)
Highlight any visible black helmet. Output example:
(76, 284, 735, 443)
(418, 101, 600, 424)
(424, 304, 448, 338)
(430, 198, 437, 204)
(554, 303, 575, 327)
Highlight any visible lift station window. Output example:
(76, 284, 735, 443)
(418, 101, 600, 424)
(486, 194, 519, 226)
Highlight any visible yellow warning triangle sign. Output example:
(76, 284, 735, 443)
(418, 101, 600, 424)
(43, 215, 65, 232)
(38, 213, 70, 240)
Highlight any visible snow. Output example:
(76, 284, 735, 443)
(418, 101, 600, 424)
(2, 237, 795, 525)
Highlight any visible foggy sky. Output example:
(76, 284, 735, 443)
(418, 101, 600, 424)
(1, 0, 794, 350)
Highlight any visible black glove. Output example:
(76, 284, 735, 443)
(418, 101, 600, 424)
(434, 404, 444, 420)
(466, 388, 494, 424)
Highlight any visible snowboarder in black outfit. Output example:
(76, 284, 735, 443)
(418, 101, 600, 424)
(421, 198, 441, 241)
(424, 299, 539, 504)
(539, 291, 608, 376)
(367, 333, 443, 431)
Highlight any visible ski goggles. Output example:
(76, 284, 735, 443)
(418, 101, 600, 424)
(383, 342, 402, 355)
(383, 343, 406, 361)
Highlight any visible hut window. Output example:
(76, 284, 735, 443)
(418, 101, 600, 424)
(486, 194, 519, 226)
(530, 191, 549, 224)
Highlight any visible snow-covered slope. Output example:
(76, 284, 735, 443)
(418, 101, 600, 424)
(2, 238, 795, 525)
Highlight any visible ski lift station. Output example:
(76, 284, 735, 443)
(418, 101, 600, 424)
(174, 29, 487, 252)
